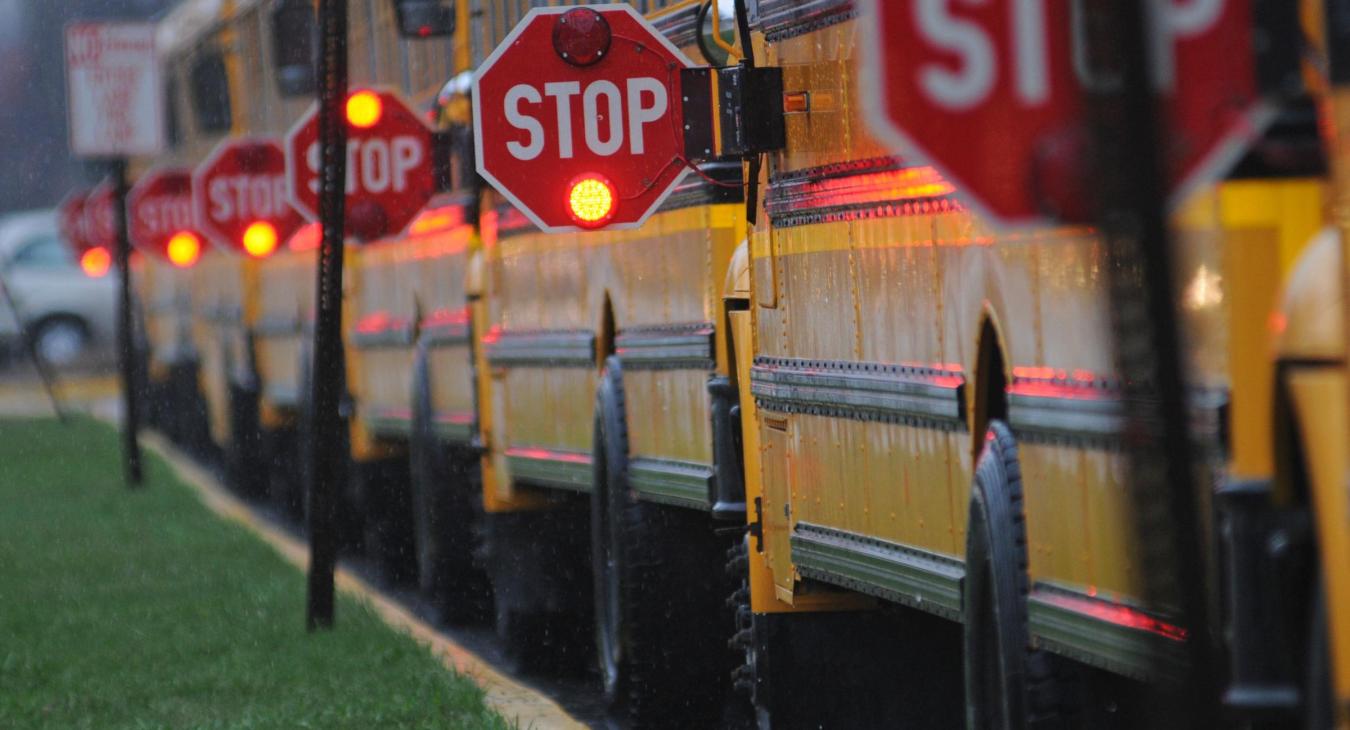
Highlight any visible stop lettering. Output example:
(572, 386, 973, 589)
(857, 0, 1269, 226)
(285, 88, 436, 240)
(128, 167, 201, 265)
(474, 5, 693, 232)
(58, 190, 93, 253)
(193, 137, 302, 256)
(82, 180, 118, 250)
(303, 137, 424, 196)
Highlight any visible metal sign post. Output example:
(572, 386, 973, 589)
(111, 159, 143, 486)
(64, 23, 162, 488)
(306, 0, 349, 631)
(1082, 1, 1215, 723)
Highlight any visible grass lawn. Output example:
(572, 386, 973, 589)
(0, 416, 510, 729)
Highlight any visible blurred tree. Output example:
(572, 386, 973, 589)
(0, 0, 177, 215)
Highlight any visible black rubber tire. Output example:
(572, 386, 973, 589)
(355, 457, 418, 587)
(266, 426, 304, 522)
(964, 420, 1065, 730)
(484, 506, 592, 674)
(225, 381, 266, 499)
(726, 538, 965, 729)
(591, 356, 732, 728)
(1304, 581, 1332, 730)
(409, 345, 492, 624)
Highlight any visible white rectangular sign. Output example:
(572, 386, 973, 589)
(64, 22, 165, 158)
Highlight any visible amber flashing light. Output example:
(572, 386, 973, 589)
(166, 231, 202, 267)
(567, 175, 616, 227)
(80, 246, 112, 278)
(346, 90, 383, 129)
(243, 221, 279, 258)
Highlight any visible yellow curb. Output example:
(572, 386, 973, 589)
(139, 431, 588, 730)
(0, 374, 119, 417)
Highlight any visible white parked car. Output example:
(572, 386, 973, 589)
(0, 210, 117, 368)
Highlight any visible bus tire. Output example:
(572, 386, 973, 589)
(1304, 580, 1331, 729)
(963, 420, 1064, 730)
(591, 356, 729, 727)
(226, 381, 265, 499)
(355, 456, 417, 586)
(410, 344, 492, 623)
(485, 508, 591, 673)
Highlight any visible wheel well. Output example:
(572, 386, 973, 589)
(597, 293, 615, 367)
(972, 316, 1009, 458)
(28, 312, 89, 337)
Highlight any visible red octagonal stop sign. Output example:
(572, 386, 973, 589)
(128, 167, 200, 265)
(285, 87, 436, 240)
(858, 0, 1269, 228)
(194, 137, 302, 257)
(82, 180, 118, 251)
(58, 190, 92, 253)
(474, 5, 693, 233)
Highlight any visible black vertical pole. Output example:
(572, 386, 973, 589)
(112, 159, 143, 487)
(306, 0, 348, 631)
(1083, 0, 1215, 724)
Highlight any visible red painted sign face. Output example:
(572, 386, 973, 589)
(128, 168, 202, 267)
(285, 88, 437, 240)
(194, 137, 302, 258)
(58, 190, 92, 252)
(473, 5, 693, 232)
(857, 0, 1268, 227)
(82, 180, 119, 251)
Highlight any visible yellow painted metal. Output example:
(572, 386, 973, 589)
(472, 233, 550, 514)
(1314, 67, 1350, 725)
(483, 201, 743, 508)
(749, 10, 1340, 624)
(1287, 369, 1350, 723)
(730, 305, 864, 613)
(708, 0, 741, 62)
(255, 244, 316, 427)
(345, 244, 401, 463)
(1169, 180, 1327, 481)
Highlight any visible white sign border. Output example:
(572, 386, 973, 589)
(64, 21, 166, 158)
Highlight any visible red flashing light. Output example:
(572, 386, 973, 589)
(553, 7, 611, 67)
(80, 247, 111, 278)
(288, 222, 322, 252)
(243, 221, 279, 258)
(566, 174, 616, 227)
(166, 231, 201, 268)
(346, 90, 383, 129)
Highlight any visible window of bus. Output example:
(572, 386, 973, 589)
(269, 0, 318, 99)
(189, 49, 232, 134)
(236, 9, 269, 135)
(164, 76, 182, 149)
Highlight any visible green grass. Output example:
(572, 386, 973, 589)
(0, 416, 510, 729)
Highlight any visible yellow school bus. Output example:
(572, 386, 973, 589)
(465, 4, 750, 721)
(138, 1, 1350, 726)
(136, 0, 238, 453)
(719, 1, 1349, 726)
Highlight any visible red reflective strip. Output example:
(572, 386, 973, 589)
(420, 306, 471, 330)
(1038, 591, 1189, 642)
(354, 310, 411, 335)
(506, 447, 589, 464)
